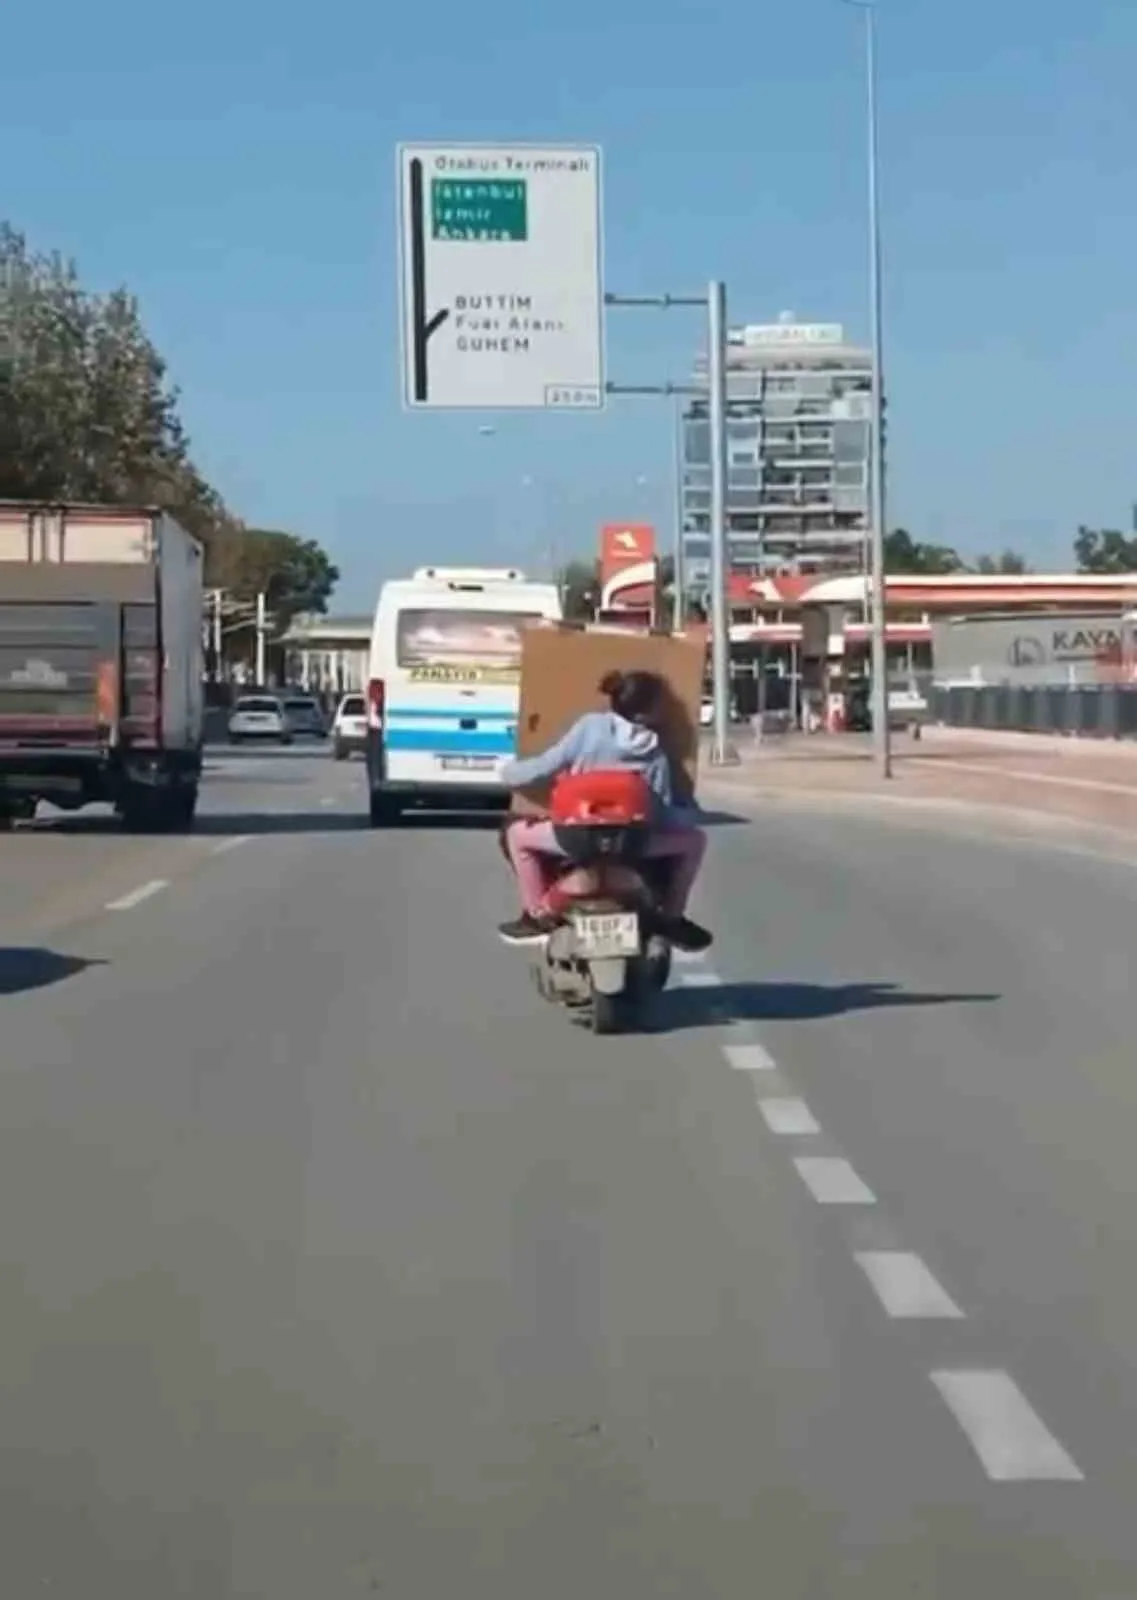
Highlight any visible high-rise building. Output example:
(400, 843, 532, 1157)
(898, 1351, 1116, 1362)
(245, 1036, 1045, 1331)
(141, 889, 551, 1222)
(680, 314, 877, 597)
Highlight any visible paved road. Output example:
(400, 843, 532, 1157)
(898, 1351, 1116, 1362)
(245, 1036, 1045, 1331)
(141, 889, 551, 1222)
(1, 749, 1136, 1595)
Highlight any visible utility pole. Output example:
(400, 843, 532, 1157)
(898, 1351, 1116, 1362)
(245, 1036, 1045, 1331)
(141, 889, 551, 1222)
(211, 589, 223, 680)
(672, 397, 686, 631)
(255, 592, 267, 687)
(705, 280, 734, 765)
(846, 0, 892, 776)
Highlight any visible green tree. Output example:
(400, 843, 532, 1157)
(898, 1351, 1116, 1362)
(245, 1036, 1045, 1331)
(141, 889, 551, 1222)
(0, 222, 242, 558)
(1073, 524, 1137, 573)
(973, 549, 1031, 574)
(883, 527, 966, 574)
(557, 558, 600, 621)
(210, 528, 340, 630)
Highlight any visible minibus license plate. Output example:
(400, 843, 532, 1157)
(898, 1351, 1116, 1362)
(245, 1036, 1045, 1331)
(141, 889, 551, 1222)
(438, 755, 495, 772)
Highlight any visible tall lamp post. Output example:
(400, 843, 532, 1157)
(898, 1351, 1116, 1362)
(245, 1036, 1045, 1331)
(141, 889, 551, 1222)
(844, 0, 891, 777)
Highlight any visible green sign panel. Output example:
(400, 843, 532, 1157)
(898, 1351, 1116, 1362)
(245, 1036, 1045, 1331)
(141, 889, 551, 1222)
(431, 179, 528, 242)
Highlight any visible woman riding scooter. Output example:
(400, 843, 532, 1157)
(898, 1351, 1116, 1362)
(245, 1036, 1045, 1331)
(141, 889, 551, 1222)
(497, 668, 712, 952)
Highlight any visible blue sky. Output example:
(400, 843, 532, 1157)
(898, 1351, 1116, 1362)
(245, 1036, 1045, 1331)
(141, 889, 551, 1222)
(4, 0, 1135, 605)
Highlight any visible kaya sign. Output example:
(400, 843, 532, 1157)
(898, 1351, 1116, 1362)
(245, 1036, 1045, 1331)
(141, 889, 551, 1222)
(398, 144, 605, 410)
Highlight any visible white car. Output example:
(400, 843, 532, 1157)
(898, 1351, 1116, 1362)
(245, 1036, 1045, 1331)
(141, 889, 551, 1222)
(227, 695, 292, 744)
(331, 692, 367, 760)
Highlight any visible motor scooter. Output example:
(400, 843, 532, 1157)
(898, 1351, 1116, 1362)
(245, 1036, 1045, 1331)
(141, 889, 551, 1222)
(514, 769, 673, 1034)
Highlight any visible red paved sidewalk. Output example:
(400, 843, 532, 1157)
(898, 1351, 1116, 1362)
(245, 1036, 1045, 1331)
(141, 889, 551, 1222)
(701, 730, 1137, 836)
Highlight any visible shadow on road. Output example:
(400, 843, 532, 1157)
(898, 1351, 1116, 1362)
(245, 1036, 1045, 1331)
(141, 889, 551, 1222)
(0, 949, 105, 996)
(192, 809, 506, 836)
(18, 807, 508, 837)
(658, 978, 998, 1031)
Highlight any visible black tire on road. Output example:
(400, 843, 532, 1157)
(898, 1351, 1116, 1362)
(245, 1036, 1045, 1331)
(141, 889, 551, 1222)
(590, 988, 625, 1035)
(333, 743, 347, 762)
(369, 791, 401, 828)
(120, 786, 197, 835)
(165, 787, 198, 832)
(120, 794, 158, 833)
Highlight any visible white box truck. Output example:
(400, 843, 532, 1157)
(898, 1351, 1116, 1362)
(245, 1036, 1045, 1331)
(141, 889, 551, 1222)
(0, 503, 204, 830)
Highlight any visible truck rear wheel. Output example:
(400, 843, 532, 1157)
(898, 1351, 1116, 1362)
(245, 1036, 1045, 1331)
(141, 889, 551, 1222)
(164, 787, 198, 832)
(120, 789, 162, 833)
(121, 786, 197, 834)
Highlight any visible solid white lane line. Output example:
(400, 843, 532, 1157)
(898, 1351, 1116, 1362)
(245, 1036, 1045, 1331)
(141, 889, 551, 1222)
(210, 835, 251, 855)
(319, 794, 337, 807)
(105, 878, 169, 911)
(930, 1371, 1083, 1481)
(855, 1251, 964, 1319)
(757, 1097, 820, 1136)
(677, 969, 721, 988)
(722, 1041, 777, 1072)
(793, 1156, 876, 1205)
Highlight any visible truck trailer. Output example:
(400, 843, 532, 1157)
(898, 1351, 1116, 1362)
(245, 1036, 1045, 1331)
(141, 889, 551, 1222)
(0, 503, 204, 831)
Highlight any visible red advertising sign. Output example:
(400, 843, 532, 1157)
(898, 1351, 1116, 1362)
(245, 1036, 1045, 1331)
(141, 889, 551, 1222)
(599, 524, 657, 618)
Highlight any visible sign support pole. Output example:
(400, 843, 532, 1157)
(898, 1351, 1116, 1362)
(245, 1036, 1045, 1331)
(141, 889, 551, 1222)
(604, 285, 739, 767)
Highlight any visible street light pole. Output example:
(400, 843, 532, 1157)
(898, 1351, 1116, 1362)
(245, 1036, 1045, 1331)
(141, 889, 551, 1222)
(846, 0, 891, 777)
(671, 398, 686, 630)
(707, 278, 736, 766)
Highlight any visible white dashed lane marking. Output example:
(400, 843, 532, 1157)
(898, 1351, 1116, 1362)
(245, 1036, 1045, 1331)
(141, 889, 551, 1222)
(931, 1371, 1084, 1481)
(711, 991, 1083, 1483)
(210, 835, 252, 855)
(676, 968, 720, 988)
(793, 1156, 877, 1205)
(722, 1041, 777, 1072)
(757, 1097, 821, 1136)
(855, 1251, 964, 1320)
(104, 878, 168, 912)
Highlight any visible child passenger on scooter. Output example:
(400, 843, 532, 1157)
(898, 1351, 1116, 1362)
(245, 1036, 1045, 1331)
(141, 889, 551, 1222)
(497, 668, 712, 952)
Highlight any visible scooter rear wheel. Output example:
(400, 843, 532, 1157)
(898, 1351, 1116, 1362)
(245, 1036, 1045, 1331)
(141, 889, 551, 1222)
(591, 989, 624, 1034)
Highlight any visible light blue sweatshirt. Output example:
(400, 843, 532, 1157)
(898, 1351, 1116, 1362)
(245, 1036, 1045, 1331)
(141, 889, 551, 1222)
(502, 711, 698, 822)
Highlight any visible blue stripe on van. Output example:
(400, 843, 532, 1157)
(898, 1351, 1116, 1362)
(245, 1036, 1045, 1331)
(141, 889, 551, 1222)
(384, 727, 517, 756)
(386, 706, 516, 722)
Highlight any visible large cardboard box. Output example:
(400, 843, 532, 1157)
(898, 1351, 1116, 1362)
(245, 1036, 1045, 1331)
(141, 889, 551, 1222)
(511, 623, 705, 813)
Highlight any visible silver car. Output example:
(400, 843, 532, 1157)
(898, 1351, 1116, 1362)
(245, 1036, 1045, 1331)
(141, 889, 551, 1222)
(227, 695, 292, 744)
(282, 694, 327, 739)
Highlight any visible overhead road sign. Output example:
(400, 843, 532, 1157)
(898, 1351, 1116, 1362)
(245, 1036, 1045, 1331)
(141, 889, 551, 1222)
(397, 143, 605, 411)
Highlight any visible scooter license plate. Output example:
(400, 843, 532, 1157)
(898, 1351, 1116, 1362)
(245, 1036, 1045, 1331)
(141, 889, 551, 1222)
(572, 910, 640, 958)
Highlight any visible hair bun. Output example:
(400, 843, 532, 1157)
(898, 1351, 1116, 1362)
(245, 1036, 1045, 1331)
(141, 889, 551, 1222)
(598, 669, 624, 696)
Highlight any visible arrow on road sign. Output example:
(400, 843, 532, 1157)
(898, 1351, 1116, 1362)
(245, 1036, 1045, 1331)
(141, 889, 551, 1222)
(408, 158, 450, 402)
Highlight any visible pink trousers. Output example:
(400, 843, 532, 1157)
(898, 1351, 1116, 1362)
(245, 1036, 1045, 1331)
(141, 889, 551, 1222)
(505, 818, 707, 917)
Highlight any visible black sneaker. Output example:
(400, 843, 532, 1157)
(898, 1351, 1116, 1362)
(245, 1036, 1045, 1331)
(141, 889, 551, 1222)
(498, 913, 554, 946)
(657, 914, 713, 953)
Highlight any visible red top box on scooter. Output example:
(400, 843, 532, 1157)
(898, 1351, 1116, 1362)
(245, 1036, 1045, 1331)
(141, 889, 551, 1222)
(549, 769, 653, 865)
